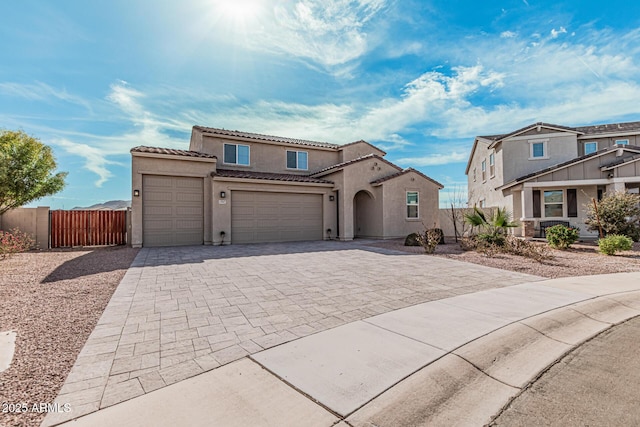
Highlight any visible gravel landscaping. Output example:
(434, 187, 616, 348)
(0, 246, 139, 427)
(366, 239, 640, 278)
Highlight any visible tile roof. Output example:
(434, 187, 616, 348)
(311, 154, 402, 177)
(479, 120, 640, 143)
(600, 147, 640, 169)
(212, 169, 333, 184)
(130, 146, 216, 159)
(370, 168, 444, 188)
(194, 126, 339, 149)
(577, 121, 640, 135)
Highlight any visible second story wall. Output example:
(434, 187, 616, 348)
(197, 134, 341, 174)
(501, 130, 578, 184)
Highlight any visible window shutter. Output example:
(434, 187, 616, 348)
(567, 189, 578, 217)
(533, 190, 541, 218)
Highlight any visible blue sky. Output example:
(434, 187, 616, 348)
(2, 0, 640, 208)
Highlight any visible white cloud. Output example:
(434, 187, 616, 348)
(242, 0, 388, 72)
(0, 81, 92, 111)
(550, 26, 567, 39)
(500, 31, 517, 38)
(395, 152, 468, 167)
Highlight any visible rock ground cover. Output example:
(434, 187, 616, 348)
(0, 247, 139, 427)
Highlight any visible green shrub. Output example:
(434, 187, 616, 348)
(598, 234, 633, 255)
(0, 228, 34, 259)
(546, 224, 580, 249)
(404, 233, 421, 246)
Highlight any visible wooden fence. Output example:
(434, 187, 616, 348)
(50, 210, 127, 248)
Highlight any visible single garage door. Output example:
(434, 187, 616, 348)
(143, 175, 204, 247)
(231, 191, 323, 244)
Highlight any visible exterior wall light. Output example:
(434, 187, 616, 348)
(329, 195, 335, 201)
(220, 191, 226, 198)
(133, 189, 140, 197)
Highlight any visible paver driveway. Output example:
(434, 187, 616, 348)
(47, 240, 543, 425)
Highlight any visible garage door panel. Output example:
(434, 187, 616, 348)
(143, 175, 203, 247)
(231, 191, 322, 244)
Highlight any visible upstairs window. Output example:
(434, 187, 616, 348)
(489, 153, 495, 177)
(616, 139, 629, 145)
(481, 160, 486, 181)
(224, 144, 250, 165)
(530, 140, 547, 159)
(584, 142, 597, 155)
(406, 191, 419, 219)
(286, 150, 308, 170)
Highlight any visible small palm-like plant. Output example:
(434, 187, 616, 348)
(464, 206, 518, 246)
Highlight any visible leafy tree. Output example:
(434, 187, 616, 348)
(584, 191, 640, 242)
(0, 130, 67, 215)
(464, 206, 518, 245)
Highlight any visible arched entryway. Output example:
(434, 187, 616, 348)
(353, 190, 376, 238)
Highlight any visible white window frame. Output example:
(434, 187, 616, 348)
(223, 143, 250, 166)
(286, 150, 308, 170)
(615, 139, 629, 145)
(584, 141, 597, 155)
(489, 152, 495, 178)
(543, 189, 564, 218)
(529, 139, 549, 160)
(481, 159, 487, 182)
(406, 191, 419, 219)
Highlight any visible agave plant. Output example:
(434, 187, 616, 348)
(464, 206, 518, 245)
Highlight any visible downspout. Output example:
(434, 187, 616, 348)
(336, 190, 340, 240)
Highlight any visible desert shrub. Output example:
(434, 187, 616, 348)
(404, 233, 421, 246)
(414, 229, 442, 254)
(464, 207, 518, 247)
(598, 234, 633, 256)
(585, 191, 640, 241)
(545, 224, 580, 250)
(430, 228, 445, 245)
(459, 234, 552, 262)
(0, 228, 35, 259)
(503, 236, 553, 262)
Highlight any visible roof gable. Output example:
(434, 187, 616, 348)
(339, 139, 386, 155)
(310, 154, 402, 177)
(371, 168, 443, 189)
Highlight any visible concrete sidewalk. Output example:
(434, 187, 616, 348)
(46, 271, 640, 427)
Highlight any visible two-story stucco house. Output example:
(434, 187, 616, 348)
(130, 126, 443, 247)
(466, 121, 640, 238)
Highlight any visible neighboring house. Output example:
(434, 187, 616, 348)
(131, 126, 443, 247)
(466, 121, 640, 238)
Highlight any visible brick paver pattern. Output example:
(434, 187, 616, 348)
(46, 241, 542, 425)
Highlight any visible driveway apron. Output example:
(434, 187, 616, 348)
(44, 240, 542, 426)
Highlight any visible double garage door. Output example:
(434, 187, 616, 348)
(143, 175, 204, 247)
(231, 191, 323, 244)
(142, 177, 322, 246)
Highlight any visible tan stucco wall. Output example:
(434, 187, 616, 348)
(196, 134, 340, 175)
(339, 142, 385, 162)
(325, 159, 400, 240)
(210, 179, 336, 245)
(501, 132, 578, 184)
(467, 140, 507, 209)
(0, 207, 49, 249)
(381, 171, 440, 239)
(131, 154, 217, 248)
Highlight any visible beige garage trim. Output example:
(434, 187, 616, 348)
(142, 175, 204, 247)
(231, 191, 323, 244)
